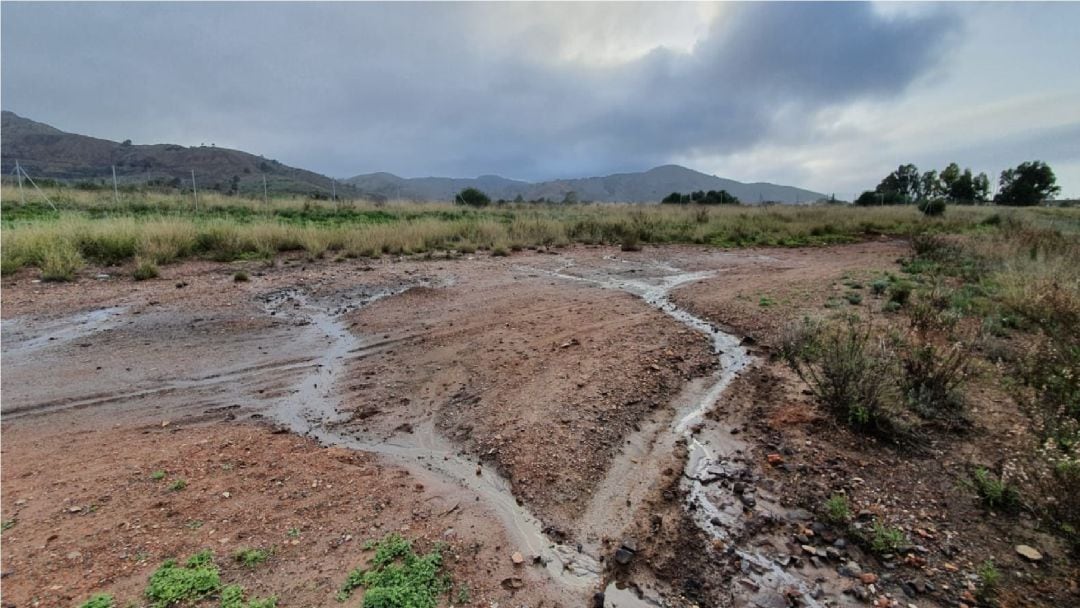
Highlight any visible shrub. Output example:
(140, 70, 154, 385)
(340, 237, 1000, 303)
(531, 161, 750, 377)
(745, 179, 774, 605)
(221, 585, 278, 608)
(779, 319, 914, 443)
(918, 198, 947, 217)
(620, 231, 641, 252)
(133, 258, 160, 281)
(888, 280, 914, 306)
(233, 271, 250, 283)
(871, 278, 890, 296)
(900, 340, 969, 428)
(845, 292, 863, 305)
(168, 479, 187, 492)
(976, 559, 1001, 602)
(40, 243, 84, 282)
(454, 188, 490, 207)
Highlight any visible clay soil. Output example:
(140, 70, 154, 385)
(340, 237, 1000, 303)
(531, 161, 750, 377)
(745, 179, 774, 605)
(2, 240, 1077, 607)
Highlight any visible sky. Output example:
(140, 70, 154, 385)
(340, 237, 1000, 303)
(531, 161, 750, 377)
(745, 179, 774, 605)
(2, 2, 1079, 199)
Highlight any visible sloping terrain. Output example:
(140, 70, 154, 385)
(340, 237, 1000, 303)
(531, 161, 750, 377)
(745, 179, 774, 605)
(0, 111, 357, 197)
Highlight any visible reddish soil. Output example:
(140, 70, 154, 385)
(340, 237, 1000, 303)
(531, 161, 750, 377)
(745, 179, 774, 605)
(3, 240, 1076, 608)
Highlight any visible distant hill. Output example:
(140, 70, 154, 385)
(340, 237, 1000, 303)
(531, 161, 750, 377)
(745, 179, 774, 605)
(1, 112, 826, 203)
(346, 164, 826, 204)
(1, 111, 353, 197)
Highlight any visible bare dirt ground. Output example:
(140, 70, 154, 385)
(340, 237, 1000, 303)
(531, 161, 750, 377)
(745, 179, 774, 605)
(3, 240, 1076, 607)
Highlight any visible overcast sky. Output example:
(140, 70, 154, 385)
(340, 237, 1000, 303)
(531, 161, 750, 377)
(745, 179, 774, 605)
(3, 2, 1079, 199)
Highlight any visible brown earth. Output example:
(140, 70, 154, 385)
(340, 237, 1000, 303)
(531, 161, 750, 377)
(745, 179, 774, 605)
(2, 240, 1076, 608)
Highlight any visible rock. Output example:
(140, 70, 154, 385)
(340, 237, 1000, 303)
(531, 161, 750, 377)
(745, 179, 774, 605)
(1015, 544, 1043, 561)
(838, 560, 862, 578)
(766, 453, 784, 466)
(860, 573, 878, 585)
(500, 577, 524, 590)
(511, 551, 525, 565)
(614, 547, 635, 565)
(592, 592, 605, 608)
(740, 494, 757, 508)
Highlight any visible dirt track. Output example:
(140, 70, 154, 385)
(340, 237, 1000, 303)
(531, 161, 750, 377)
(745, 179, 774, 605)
(12, 240, 1027, 608)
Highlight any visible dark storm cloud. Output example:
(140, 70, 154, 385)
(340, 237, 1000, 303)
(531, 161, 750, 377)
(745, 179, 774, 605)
(1, 2, 957, 180)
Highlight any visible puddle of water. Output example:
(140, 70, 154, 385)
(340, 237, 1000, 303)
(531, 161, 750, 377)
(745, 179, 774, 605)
(1, 306, 127, 356)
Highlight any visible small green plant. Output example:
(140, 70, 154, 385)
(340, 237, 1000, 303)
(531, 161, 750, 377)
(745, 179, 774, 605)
(337, 533, 449, 607)
(845, 292, 863, 305)
(151, 470, 166, 481)
(287, 527, 301, 538)
(221, 584, 277, 608)
(869, 522, 906, 554)
(823, 494, 851, 524)
(186, 519, 204, 530)
(233, 271, 249, 282)
(145, 550, 220, 608)
(971, 467, 1020, 511)
(976, 559, 1001, 602)
(871, 278, 890, 296)
(234, 547, 270, 568)
(1, 519, 16, 532)
(759, 295, 776, 307)
(78, 594, 115, 608)
(168, 479, 187, 492)
(454, 582, 471, 605)
(133, 258, 160, 281)
(490, 245, 509, 257)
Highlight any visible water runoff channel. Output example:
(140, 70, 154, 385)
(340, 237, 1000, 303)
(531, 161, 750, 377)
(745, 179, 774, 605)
(258, 259, 824, 607)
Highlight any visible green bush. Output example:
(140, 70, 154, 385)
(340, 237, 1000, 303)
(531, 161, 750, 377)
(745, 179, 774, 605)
(454, 188, 490, 207)
(40, 243, 84, 282)
(824, 494, 851, 524)
(869, 522, 906, 554)
(78, 594, 115, 608)
(900, 340, 969, 428)
(918, 198, 947, 217)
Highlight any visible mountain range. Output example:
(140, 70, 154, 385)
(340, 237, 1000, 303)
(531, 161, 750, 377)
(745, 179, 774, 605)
(345, 165, 825, 204)
(2, 111, 825, 203)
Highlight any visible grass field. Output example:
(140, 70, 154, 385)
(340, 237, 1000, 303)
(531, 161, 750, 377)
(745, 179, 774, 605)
(3, 185, 1078, 280)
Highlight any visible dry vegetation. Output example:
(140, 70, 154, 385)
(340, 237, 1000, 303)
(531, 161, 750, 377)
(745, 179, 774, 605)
(5, 184, 1074, 283)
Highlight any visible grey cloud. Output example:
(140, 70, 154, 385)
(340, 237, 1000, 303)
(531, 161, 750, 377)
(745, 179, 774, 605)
(2, 2, 958, 181)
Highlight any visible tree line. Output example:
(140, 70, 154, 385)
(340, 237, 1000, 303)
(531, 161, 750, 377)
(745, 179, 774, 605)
(856, 160, 1060, 207)
(661, 189, 741, 205)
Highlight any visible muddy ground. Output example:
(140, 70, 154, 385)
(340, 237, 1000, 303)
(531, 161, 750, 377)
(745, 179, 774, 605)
(2, 241, 1076, 607)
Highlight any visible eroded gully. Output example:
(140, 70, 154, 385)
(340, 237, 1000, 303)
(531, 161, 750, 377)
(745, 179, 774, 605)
(259, 259, 825, 607)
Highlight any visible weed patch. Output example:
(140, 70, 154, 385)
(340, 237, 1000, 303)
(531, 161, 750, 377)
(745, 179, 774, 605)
(145, 550, 220, 608)
(337, 533, 449, 607)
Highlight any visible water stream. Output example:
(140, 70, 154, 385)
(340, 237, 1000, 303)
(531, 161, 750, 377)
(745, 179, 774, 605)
(258, 259, 823, 606)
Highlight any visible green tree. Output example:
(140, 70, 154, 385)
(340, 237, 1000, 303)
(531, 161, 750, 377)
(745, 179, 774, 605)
(995, 161, 1060, 206)
(455, 187, 491, 207)
(920, 170, 941, 200)
(877, 164, 921, 202)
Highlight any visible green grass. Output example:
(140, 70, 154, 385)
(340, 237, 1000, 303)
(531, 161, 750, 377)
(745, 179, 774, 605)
(337, 534, 449, 607)
(977, 559, 1001, 602)
(150, 470, 166, 481)
(133, 258, 160, 280)
(168, 479, 187, 492)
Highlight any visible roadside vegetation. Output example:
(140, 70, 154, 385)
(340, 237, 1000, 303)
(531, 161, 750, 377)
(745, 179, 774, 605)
(783, 212, 1079, 552)
(74, 534, 447, 608)
(4, 184, 1077, 282)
